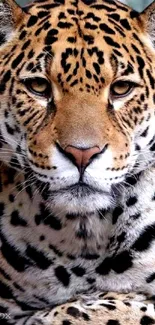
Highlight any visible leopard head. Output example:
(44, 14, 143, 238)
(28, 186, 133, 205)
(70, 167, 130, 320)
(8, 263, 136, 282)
(0, 0, 155, 214)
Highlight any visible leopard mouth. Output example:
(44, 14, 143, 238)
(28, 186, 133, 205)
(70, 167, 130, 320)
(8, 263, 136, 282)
(54, 181, 108, 196)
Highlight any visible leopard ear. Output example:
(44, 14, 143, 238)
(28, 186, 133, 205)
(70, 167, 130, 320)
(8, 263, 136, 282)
(0, 0, 25, 44)
(139, 1, 155, 43)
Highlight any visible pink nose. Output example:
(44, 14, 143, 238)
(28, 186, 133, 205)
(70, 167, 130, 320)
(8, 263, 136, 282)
(65, 145, 101, 171)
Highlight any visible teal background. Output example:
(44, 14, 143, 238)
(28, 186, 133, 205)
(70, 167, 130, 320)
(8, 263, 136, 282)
(121, 0, 153, 11)
(17, 0, 153, 11)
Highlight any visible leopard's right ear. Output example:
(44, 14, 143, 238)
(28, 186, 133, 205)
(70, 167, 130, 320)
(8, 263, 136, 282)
(0, 0, 25, 44)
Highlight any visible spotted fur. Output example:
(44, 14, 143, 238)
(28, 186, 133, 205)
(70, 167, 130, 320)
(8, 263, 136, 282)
(1, 0, 155, 324)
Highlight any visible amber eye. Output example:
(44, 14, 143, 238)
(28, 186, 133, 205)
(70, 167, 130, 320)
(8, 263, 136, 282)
(24, 77, 51, 97)
(110, 81, 134, 99)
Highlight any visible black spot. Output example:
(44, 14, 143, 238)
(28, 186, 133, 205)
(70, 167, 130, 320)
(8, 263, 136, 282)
(1, 239, 32, 272)
(104, 36, 120, 48)
(71, 266, 85, 276)
(113, 49, 123, 57)
(2, 70, 11, 84)
(130, 10, 139, 19)
(22, 40, 31, 51)
(19, 30, 27, 40)
(26, 185, 33, 199)
(85, 22, 98, 30)
(26, 245, 52, 270)
(70, 79, 78, 87)
(125, 175, 138, 186)
(140, 316, 155, 325)
(5, 122, 14, 135)
(55, 0, 65, 4)
(98, 209, 108, 219)
(141, 306, 147, 312)
(67, 37, 76, 43)
(38, 11, 49, 18)
(6, 168, 16, 184)
(135, 144, 141, 151)
(91, 4, 116, 12)
(66, 213, 79, 220)
(61, 49, 72, 73)
(146, 272, 155, 283)
(150, 142, 155, 151)
(0, 280, 13, 299)
(146, 69, 155, 90)
(55, 266, 70, 286)
(10, 211, 27, 227)
(83, 34, 94, 44)
(140, 126, 149, 138)
(100, 23, 115, 34)
(49, 244, 63, 257)
(117, 231, 126, 244)
(87, 277, 96, 284)
(43, 211, 62, 230)
(126, 196, 137, 207)
(0, 203, 4, 216)
(67, 306, 80, 318)
(85, 12, 101, 22)
(0, 306, 8, 313)
(132, 223, 155, 251)
(137, 56, 145, 78)
(57, 21, 73, 28)
(27, 15, 38, 27)
(112, 206, 123, 224)
(131, 43, 140, 54)
(13, 282, 25, 292)
(109, 14, 120, 22)
(62, 321, 72, 325)
(26, 62, 34, 71)
(82, 313, 90, 321)
(96, 257, 111, 275)
(82, 252, 99, 260)
(10, 156, 21, 170)
(82, 0, 96, 4)
(38, 3, 61, 9)
(28, 49, 35, 59)
(120, 19, 131, 30)
(96, 250, 132, 275)
(130, 213, 141, 220)
(58, 12, 66, 19)
(9, 194, 15, 203)
(112, 251, 133, 273)
(45, 29, 58, 45)
(12, 53, 24, 69)
(93, 62, 100, 74)
(107, 321, 120, 325)
(86, 70, 92, 79)
(14, 299, 37, 311)
(0, 265, 11, 281)
(39, 235, 45, 241)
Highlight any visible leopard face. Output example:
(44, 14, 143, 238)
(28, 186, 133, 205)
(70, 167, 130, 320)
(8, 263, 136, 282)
(0, 0, 155, 214)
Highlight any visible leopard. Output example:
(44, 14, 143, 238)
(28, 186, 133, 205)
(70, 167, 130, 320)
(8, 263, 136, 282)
(1, 0, 155, 324)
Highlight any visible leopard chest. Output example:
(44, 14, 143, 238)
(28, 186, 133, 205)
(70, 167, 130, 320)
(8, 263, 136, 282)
(1, 168, 155, 309)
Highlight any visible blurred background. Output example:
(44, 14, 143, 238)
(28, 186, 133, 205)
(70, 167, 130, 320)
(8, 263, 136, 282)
(16, 0, 153, 11)
(121, 0, 153, 11)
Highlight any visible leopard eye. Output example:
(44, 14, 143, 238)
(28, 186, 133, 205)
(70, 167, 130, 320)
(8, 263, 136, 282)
(23, 77, 51, 97)
(110, 80, 134, 99)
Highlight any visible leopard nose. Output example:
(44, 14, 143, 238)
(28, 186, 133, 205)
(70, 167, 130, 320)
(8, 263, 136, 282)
(65, 145, 101, 171)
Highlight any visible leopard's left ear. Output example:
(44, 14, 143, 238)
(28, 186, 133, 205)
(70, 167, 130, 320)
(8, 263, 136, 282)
(139, 1, 155, 43)
(0, 0, 25, 43)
